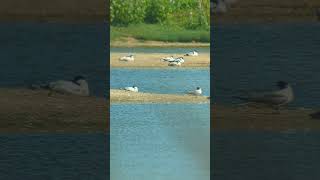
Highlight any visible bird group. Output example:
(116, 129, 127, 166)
(122, 85, 202, 96)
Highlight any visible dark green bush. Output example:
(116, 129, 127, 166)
(111, 0, 210, 30)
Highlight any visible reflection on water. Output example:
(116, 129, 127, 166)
(111, 68, 210, 96)
(0, 133, 108, 180)
(111, 104, 210, 180)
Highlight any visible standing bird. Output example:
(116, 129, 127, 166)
(119, 55, 134, 61)
(233, 81, 294, 107)
(188, 87, 202, 96)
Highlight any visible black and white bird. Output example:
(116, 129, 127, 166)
(188, 87, 202, 96)
(233, 81, 294, 107)
(123, 86, 139, 92)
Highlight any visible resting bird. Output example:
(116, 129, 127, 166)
(123, 86, 139, 92)
(168, 61, 182, 67)
(161, 56, 174, 62)
(188, 87, 202, 96)
(119, 55, 134, 61)
(31, 76, 90, 96)
(185, 50, 199, 56)
(233, 81, 294, 107)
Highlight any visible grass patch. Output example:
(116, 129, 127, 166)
(111, 23, 210, 43)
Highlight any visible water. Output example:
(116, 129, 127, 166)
(213, 23, 320, 108)
(111, 47, 210, 54)
(212, 23, 320, 179)
(0, 23, 107, 97)
(111, 104, 210, 180)
(111, 68, 210, 96)
(0, 133, 108, 180)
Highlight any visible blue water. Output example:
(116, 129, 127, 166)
(0, 133, 108, 180)
(111, 47, 210, 54)
(111, 68, 210, 96)
(0, 23, 107, 97)
(111, 104, 210, 180)
(213, 23, 320, 108)
(213, 131, 320, 180)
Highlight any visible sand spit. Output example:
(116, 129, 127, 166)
(111, 89, 209, 104)
(0, 88, 108, 133)
(212, 104, 320, 131)
(110, 53, 210, 68)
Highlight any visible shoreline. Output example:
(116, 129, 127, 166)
(110, 52, 210, 68)
(110, 89, 209, 104)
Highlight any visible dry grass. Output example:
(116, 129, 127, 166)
(110, 52, 210, 68)
(0, 88, 108, 133)
(111, 89, 209, 104)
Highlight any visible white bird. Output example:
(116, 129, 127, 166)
(123, 86, 139, 92)
(188, 87, 202, 96)
(185, 50, 199, 56)
(161, 56, 174, 62)
(119, 55, 134, 61)
(233, 81, 294, 107)
(42, 76, 90, 96)
(168, 61, 182, 66)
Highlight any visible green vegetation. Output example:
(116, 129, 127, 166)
(111, 24, 210, 42)
(110, 0, 210, 43)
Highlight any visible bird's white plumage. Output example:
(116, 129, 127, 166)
(188, 87, 202, 96)
(161, 56, 174, 62)
(168, 61, 182, 66)
(119, 55, 134, 61)
(124, 86, 139, 92)
(185, 50, 199, 56)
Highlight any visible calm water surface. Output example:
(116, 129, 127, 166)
(111, 104, 210, 180)
(0, 133, 108, 180)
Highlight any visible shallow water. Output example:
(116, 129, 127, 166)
(0, 23, 107, 97)
(111, 104, 210, 180)
(213, 23, 320, 108)
(0, 133, 108, 180)
(111, 68, 210, 96)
